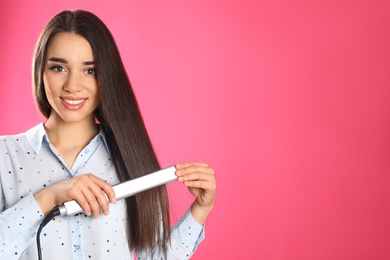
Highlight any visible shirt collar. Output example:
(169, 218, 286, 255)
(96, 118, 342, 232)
(26, 123, 109, 154)
(97, 125, 110, 151)
(25, 123, 46, 154)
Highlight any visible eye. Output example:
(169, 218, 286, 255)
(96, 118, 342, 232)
(49, 66, 66, 72)
(85, 68, 96, 75)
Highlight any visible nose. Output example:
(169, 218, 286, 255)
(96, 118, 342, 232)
(63, 71, 83, 93)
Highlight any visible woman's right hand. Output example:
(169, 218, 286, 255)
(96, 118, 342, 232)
(34, 174, 116, 218)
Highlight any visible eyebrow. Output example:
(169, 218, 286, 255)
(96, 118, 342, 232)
(47, 57, 95, 65)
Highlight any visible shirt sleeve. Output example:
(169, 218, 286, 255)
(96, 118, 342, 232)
(0, 193, 44, 259)
(136, 208, 205, 260)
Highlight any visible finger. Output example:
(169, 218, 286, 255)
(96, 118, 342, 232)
(81, 187, 101, 218)
(184, 179, 217, 194)
(87, 186, 110, 217)
(183, 179, 210, 188)
(75, 174, 109, 218)
(178, 173, 215, 186)
(176, 163, 212, 173)
(95, 183, 115, 216)
(90, 176, 116, 204)
(175, 162, 209, 170)
(65, 179, 95, 216)
(72, 191, 92, 216)
(86, 179, 115, 217)
(178, 171, 214, 183)
(176, 165, 214, 178)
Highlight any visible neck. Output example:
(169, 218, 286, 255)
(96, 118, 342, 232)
(44, 116, 99, 151)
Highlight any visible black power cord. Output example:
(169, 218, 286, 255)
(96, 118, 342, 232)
(36, 206, 61, 260)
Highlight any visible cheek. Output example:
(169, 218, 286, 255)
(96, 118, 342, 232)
(42, 72, 59, 100)
(44, 83, 53, 100)
(43, 73, 51, 95)
(43, 71, 49, 86)
(43, 78, 55, 105)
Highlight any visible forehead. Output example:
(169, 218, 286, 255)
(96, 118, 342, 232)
(46, 32, 94, 61)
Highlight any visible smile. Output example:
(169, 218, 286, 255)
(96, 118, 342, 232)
(60, 97, 87, 111)
(63, 99, 86, 105)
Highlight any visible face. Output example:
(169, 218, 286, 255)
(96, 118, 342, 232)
(43, 32, 100, 125)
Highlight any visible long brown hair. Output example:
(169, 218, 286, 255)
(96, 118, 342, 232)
(33, 10, 170, 254)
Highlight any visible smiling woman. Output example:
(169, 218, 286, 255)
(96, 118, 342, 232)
(43, 33, 100, 128)
(0, 9, 216, 260)
(41, 32, 101, 170)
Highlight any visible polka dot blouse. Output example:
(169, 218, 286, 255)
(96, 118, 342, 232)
(0, 123, 204, 259)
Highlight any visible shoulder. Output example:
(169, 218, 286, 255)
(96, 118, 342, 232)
(0, 123, 44, 150)
(0, 132, 28, 155)
(0, 132, 26, 144)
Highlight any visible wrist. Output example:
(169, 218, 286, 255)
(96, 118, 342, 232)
(34, 189, 56, 216)
(190, 201, 214, 225)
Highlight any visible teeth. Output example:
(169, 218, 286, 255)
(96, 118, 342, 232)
(63, 99, 85, 105)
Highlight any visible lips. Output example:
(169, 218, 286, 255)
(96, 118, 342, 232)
(61, 97, 86, 110)
(63, 99, 84, 105)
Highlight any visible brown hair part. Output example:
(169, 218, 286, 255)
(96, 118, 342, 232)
(32, 10, 170, 254)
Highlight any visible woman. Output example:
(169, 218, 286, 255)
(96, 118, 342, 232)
(0, 10, 216, 259)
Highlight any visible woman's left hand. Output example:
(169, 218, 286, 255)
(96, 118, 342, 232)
(175, 162, 216, 224)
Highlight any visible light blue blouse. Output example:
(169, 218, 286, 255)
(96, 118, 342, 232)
(0, 123, 204, 259)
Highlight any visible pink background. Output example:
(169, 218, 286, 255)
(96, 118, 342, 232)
(1, 1, 390, 259)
